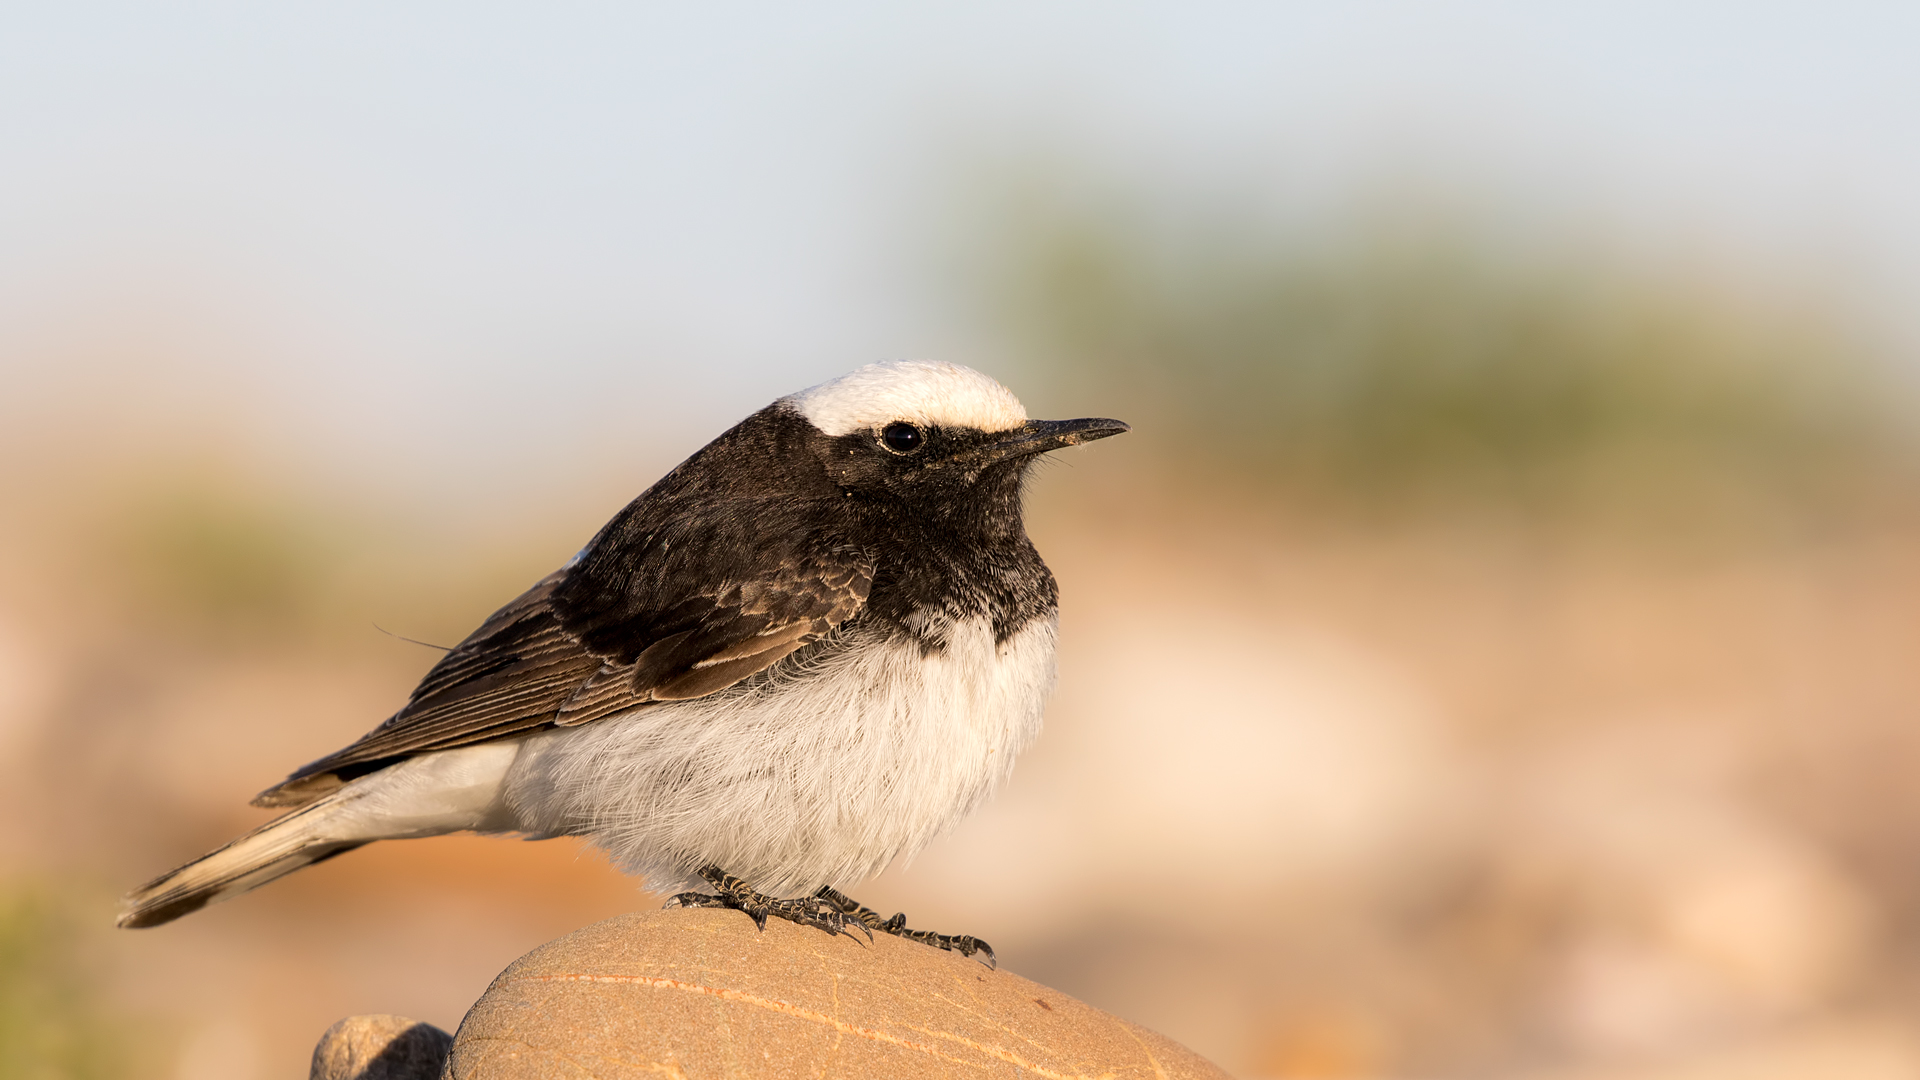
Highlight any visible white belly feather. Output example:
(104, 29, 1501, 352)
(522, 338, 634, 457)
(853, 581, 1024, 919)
(494, 614, 1057, 897)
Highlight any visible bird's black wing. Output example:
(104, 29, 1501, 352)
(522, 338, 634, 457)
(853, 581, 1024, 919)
(252, 499, 872, 808)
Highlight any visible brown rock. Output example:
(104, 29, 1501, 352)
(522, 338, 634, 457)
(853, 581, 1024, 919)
(310, 1014, 453, 1080)
(444, 909, 1229, 1079)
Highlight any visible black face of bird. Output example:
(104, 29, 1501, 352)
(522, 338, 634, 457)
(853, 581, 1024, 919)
(815, 417, 1131, 518)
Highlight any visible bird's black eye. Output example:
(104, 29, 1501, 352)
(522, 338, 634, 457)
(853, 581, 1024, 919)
(881, 422, 925, 454)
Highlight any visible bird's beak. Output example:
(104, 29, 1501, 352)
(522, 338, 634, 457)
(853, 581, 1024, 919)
(956, 417, 1131, 469)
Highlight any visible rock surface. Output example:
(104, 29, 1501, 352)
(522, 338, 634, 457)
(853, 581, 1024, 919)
(442, 909, 1230, 1079)
(310, 1014, 453, 1080)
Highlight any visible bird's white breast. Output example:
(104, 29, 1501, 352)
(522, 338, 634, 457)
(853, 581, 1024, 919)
(500, 615, 1057, 897)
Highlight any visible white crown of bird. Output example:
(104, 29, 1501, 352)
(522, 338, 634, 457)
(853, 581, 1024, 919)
(785, 360, 1028, 437)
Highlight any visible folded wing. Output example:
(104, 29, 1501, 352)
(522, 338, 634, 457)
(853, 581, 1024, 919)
(253, 501, 873, 808)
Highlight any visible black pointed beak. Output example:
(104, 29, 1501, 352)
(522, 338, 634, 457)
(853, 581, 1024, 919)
(960, 417, 1131, 468)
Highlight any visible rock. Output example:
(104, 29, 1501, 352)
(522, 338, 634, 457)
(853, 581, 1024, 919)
(310, 1014, 453, 1080)
(444, 909, 1230, 1079)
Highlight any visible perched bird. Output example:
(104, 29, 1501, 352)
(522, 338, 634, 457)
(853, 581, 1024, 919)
(118, 360, 1127, 963)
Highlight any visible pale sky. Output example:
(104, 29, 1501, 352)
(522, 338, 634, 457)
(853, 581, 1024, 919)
(4, 2, 1917, 493)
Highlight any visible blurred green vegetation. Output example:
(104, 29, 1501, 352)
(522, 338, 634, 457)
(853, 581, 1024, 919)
(977, 189, 1910, 512)
(128, 486, 327, 620)
(80, 467, 370, 642)
(0, 886, 132, 1080)
(76, 465, 576, 648)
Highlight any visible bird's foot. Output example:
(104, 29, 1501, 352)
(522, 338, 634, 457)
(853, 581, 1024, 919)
(666, 866, 862, 941)
(814, 885, 996, 968)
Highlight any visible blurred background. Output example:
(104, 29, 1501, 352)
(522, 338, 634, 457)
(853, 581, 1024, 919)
(6, 4, 1920, 1078)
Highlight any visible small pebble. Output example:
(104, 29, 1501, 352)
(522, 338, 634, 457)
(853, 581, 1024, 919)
(309, 1014, 452, 1080)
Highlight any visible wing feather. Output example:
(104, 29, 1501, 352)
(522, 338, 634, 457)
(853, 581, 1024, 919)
(252, 539, 873, 808)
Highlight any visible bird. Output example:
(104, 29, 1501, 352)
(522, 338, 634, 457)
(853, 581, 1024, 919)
(117, 360, 1127, 964)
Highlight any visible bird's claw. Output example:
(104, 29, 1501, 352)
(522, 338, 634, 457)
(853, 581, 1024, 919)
(814, 885, 995, 968)
(666, 866, 862, 942)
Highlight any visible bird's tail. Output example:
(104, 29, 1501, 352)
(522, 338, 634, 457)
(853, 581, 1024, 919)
(117, 794, 371, 929)
(118, 741, 522, 929)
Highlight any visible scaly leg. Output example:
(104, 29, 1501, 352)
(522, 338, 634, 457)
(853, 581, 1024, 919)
(666, 866, 861, 940)
(814, 885, 996, 969)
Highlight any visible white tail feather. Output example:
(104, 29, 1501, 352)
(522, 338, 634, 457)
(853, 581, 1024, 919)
(118, 794, 365, 927)
(118, 742, 521, 928)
